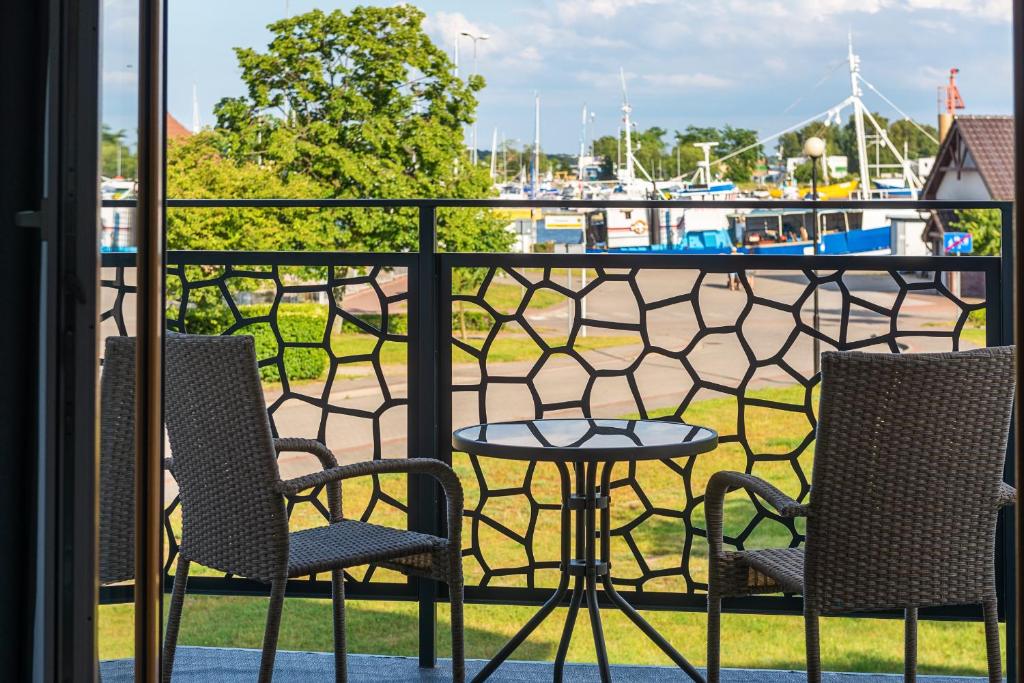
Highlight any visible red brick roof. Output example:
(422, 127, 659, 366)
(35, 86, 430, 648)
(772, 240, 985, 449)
(167, 113, 192, 141)
(922, 115, 1015, 200)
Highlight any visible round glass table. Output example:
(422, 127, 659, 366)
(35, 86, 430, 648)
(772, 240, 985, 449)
(453, 418, 718, 683)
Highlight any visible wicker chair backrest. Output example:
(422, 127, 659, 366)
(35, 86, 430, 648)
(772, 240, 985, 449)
(164, 334, 288, 583)
(805, 347, 1015, 613)
(99, 336, 136, 585)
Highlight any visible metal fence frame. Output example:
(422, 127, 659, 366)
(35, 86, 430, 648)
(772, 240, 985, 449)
(98, 198, 1015, 672)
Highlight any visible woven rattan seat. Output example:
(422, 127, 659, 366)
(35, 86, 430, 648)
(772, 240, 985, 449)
(288, 521, 442, 576)
(733, 547, 804, 594)
(151, 335, 466, 683)
(705, 348, 1016, 683)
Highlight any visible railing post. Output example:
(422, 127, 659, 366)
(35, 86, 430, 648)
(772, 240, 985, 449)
(997, 204, 1017, 683)
(410, 203, 439, 668)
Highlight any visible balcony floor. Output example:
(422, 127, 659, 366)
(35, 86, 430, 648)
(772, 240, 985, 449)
(101, 647, 992, 682)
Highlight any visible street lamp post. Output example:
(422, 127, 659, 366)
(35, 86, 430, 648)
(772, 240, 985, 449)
(803, 136, 826, 377)
(460, 31, 489, 166)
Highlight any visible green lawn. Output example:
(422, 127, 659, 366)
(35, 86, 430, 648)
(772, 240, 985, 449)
(922, 321, 987, 348)
(99, 383, 1005, 674)
(99, 598, 1003, 675)
(330, 332, 636, 367)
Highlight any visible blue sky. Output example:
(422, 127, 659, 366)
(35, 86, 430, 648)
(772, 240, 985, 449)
(102, 0, 1014, 153)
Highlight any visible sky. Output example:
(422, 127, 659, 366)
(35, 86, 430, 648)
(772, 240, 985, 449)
(102, 0, 1014, 154)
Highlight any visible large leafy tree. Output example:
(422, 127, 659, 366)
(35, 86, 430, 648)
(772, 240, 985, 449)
(211, 5, 510, 253)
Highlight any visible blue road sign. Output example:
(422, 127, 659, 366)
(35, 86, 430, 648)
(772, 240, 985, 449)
(944, 231, 973, 254)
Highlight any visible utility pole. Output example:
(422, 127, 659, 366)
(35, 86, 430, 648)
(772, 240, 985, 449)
(461, 31, 489, 166)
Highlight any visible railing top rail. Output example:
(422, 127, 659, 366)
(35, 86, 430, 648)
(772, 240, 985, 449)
(101, 198, 1014, 211)
(441, 252, 1002, 272)
(99, 250, 1002, 273)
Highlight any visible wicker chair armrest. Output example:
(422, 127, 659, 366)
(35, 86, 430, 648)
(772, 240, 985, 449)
(274, 437, 339, 469)
(277, 458, 464, 546)
(704, 471, 806, 559)
(997, 482, 1016, 508)
(709, 471, 807, 518)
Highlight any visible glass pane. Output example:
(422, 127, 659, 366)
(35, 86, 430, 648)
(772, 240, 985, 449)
(97, 0, 138, 677)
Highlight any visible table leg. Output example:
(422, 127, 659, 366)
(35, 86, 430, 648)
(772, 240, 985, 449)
(598, 462, 706, 683)
(470, 462, 573, 683)
(584, 461, 612, 682)
(554, 463, 588, 682)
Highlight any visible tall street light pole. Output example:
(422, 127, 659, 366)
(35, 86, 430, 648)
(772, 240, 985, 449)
(804, 136, 826, 377)
(460, 31, 489, 166)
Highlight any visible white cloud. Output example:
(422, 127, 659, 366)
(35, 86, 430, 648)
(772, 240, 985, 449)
(423, 11, 502, 54)
(554, 0, 671, 22)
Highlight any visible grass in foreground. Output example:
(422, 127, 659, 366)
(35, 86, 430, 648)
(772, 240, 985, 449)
(99, 598, 1004, 676)
(109, 383, 1003, 675)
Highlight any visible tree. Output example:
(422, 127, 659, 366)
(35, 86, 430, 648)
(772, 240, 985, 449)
(718, 125, 760, 183)
(102, 125, 136, 178)
(166, 132, 335, 252)
(211, 6, 511, 254)
(591, 134, 620, 179)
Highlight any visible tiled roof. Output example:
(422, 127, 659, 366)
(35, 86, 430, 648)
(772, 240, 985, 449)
(167, 113, 192, 140)
(931, 115, 1015, 200)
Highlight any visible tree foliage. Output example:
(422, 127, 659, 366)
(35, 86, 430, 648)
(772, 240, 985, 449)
(952, 209, 1002, 257)
(587, 124, 761, 183)
(101, 125, 136, 178)
(205, 5, 509, 253)
(166, 132, 335, 252)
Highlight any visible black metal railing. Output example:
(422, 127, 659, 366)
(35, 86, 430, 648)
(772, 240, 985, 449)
(98, 198, 1015, 671)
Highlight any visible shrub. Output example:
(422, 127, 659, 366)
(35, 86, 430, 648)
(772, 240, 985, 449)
(177, 302, 328, 382)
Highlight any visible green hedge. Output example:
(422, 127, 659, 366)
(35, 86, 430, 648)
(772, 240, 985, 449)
(175, 303, 328, 382)
(173, 300, 495, 382)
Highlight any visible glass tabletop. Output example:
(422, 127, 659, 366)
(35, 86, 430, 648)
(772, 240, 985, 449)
(452, 418, 717, 462)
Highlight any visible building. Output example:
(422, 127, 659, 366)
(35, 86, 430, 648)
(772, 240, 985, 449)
(922, 115, 1015, 227)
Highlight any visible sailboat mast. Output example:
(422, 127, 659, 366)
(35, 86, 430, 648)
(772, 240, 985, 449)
(620, 68, 635, 184)
(533, 93, 540, 198)
(848, 33, 872, 193)
(579, 103, 587, 191)
(490, 127, 498, 179)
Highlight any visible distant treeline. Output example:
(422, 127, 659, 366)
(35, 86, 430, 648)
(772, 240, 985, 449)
(477, 112, 939, 184)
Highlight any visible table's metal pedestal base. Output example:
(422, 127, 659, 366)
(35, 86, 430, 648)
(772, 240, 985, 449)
(471, 460, 705, 683)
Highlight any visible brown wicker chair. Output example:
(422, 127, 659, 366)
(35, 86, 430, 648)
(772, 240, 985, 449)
(706, 348, 1016, 683)
(100, 336, 138, 588)
(161, 334, 465, 683)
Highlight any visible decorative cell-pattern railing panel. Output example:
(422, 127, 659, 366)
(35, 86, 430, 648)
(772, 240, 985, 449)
(444, 254, 999, 603)
(100, 251, 416, 591)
